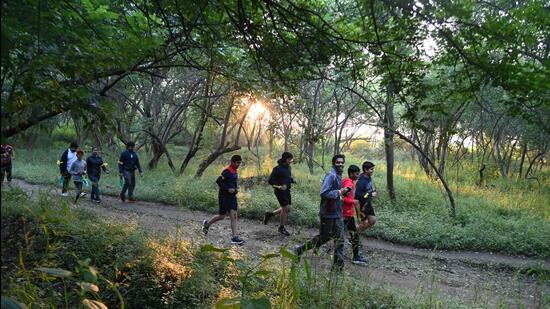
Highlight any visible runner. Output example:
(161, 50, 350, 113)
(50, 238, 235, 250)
(118, 141, 143, 203)
(202, 155, 245, 245)
(1, 143, 15, 185)
(86, 147, 109, 203)
(70, 148, 87, 204)
(59, 142, 79, 196)
(355, 161, 377, 232)
(294, 154, 349, 271)
(264, 152, 296, 236)
(342, 164, 368, 266)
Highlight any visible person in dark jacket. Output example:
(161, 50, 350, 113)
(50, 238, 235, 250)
(59, 142, 78, 196)
(202, 155, 245, 245)
(294, 154, 349, 271)
(118, 141, 143, 202)
(355, 161, 377, 232)
(86, 147, 109, 203)
(1, 144, 15, 185)
(264, 152, 295, 236)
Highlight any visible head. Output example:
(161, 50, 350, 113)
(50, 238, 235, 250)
(69, 142, 78, 153)
(281, 152, 294, 166)
(230, 154, 243, 169)
(92, 147, 99, 156)
(348, 164, 361, 181)
(362, 161, 376, 176)
(126, 141, 135, 151)
(332, 154, 345, 174)
(76, 148, 84, 159)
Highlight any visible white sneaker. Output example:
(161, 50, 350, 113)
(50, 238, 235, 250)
(62, 192, 68, 197)
(79, 192, 87, 197)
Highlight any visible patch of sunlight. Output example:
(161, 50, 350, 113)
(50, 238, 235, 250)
(146, 239, 194, 285)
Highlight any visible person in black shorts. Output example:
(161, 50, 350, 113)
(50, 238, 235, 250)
(202, 155, 245, 245)
(264, 152, 295, 236)
(354, 161, 377, 231)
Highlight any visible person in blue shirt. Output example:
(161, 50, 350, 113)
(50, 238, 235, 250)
(264, 152, 296, 236)
(118, 141, 143, 203)
(294, 154, 349, 271)
(86, 147, 109, 203)
(355, 161, 377, 231)
(202, 155, 245, 245)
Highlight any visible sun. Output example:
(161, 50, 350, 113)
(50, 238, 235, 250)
(246, 101, 270, 122)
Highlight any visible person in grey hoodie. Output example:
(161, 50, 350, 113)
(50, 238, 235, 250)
(70, 148, 87, 204)
(294, 154, 349, 271)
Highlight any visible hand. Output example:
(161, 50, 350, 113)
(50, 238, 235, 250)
(139, 172, 144, 177)
(371, 190, 377, 197)
(279, 184, 287, 191)
(228, 188, 236, 194)
(339, 187, 349, 196)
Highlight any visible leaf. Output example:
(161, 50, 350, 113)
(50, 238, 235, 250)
(80, 282, 100, 293)
(260, 253, 278, 260)
(82, 266, 98, 284)
(279, 247, 298, 262)
(215, 297, 241, 309)
(200, 244, 229, 253)
(1, 296, 29, 309)
(254, 270, 272, 277)
(82, 299, 108, 309)
(241, 297, 271, 309)
(35, 267, 73, 278)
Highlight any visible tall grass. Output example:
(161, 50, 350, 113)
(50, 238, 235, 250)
(9, 144, 550, 258)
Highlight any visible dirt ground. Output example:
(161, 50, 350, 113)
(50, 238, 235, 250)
(5, 179, 550, 308)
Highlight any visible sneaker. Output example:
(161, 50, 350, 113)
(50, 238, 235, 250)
(128, 198, 137, 203)
(351, 255, 368, 266)
(119, 193, 126, 202)
(278, 226, 291, 236)
(61, 192, 68, 197)
(92, 199, 101, 204)
(79, 192, 87, 197)
(231, 236, 245, 245)
(263, 212, 274, 225)
(202, 220, 209, 235)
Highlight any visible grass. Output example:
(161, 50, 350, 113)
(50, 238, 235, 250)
(9, 142, 550, 258)
(0, 187, 480, 308)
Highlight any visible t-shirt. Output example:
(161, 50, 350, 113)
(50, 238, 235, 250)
(342, 178, 356, 218)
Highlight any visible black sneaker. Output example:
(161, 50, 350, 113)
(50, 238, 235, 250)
(278, 226, 291, 236)
(351, 255, 368, 266)
(202, 220, 209, 235)
(119, 193, 126, 202)
(231, 236, 244, 245)
(263, 212, 274, 225)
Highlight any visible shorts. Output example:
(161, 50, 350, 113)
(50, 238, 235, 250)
(274, 189, 291, 207)
(218, 195, 238, 215)
(360, 199, 375, 219)
(343, 217, 357, 232)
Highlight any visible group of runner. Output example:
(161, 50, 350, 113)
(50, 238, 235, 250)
(203, 151, 377, 269)
(58, 141, 142, 204)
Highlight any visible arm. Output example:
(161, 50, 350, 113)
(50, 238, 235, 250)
(217, 170, 232, 193)
(69, 161, 78, 176)
(60, 150, 68, 174)
(267, 167, 277, 185)
(135, 154, 143, 174)
(342, 179, 355, 204)
(320, 173, 340, 200)
(118, 152, 125, 174)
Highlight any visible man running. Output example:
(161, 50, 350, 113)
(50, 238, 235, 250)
(355, 161, 377, 232)
(294, 154, 349, 271)
(342, 164, 368, 266)
(202, 155, 245, 245)
(86, 147, 109, 203)
(59, 142, 79, 196)
(1, 143, 15, 185)
(264, 152, 296, 236)
(118, 141, 143, 203)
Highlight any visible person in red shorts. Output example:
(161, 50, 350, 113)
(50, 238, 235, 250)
(342, 164, 368, 266)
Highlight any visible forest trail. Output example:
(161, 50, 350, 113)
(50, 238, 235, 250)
(7, 179, 550, 308)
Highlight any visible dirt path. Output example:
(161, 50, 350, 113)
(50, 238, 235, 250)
(6, 179, 550, 308)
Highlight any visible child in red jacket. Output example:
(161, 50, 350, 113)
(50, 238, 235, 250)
(342, 165, 368, 266)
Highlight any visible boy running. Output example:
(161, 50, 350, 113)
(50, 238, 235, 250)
(264, 152, 296, 236)
(355, 161, 377, 232)
(342, 165, 368, 266)
(70, 148, 87, 204)
(202, 155, 245, 245)
(1, 144, 15, 185)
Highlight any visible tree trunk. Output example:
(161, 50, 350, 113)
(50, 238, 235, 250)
(525, 152, 544, 178)
(195, 145, 241, 178)
(517, 143, 527, 180)
(384, 94, 396, 204)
